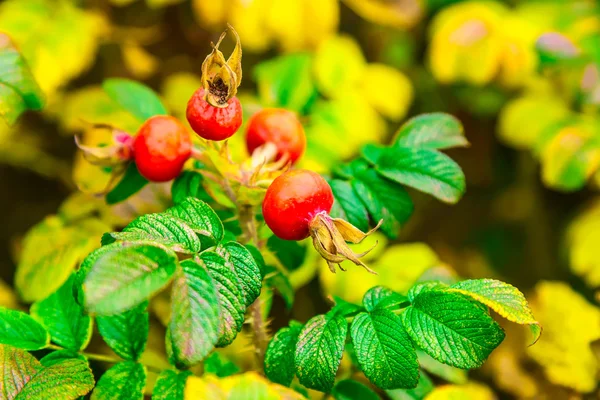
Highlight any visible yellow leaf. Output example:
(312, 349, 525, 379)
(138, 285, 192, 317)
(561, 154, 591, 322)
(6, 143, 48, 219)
(319, 242, 442, 304)
(496, 16, 540, 88)
(122, 43, 159, 80)
(192, 0, 228, 29)
(342, 0, 423, 29)
(265, 0, 304, 52)
(566, 201, 600, 288)
(301, 0, 339, 50)
(428, 2, 507, 86)
(185, 375, 224, 400)
(314, 35, 366, 98)
(229, 0, 272, 52)
(0, 279, 19, 309)
(0, 0, 107, 97)
(360, 63, 413, 121)
(498, 94, 570, 149)
(527, 281, 600, 393)
(72, 129, 116, 194)
(425, 382, 495, 400)
(161, 73, 202, 119)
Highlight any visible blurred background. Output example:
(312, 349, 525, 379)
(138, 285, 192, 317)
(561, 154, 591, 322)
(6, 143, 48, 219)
(1, 0, 600, 398)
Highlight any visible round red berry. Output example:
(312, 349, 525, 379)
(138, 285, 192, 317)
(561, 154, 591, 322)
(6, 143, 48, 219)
(133, 115, 192, 182)
(186, 87, 242, 141)
(262, 169, 334, 241)
(246, 108, 306, 164)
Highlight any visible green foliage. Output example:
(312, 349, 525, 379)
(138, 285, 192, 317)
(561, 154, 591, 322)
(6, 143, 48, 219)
(166, 197, 225, 242)
(152, 370, 191, 400)
(91, 361, 146, 400)
(106, 163, 148, 205)
(102, 78, 167, 123)
(0, 308, 49, 350)
(216, 242, 262, 307)
(264, 321, 303, 386)
(332, 379, 381, 400)
(171, 170, 213, 204)
(30, 275, 92, 351)
(96, 302, 149, 361)
(0, 33, 44, 125)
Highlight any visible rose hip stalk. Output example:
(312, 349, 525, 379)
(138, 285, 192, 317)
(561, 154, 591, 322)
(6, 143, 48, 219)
(262, 169, 381, 273)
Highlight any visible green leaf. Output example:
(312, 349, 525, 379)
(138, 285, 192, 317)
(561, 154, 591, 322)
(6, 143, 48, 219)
(254, 53, 319, 113)
(204, 352, 241, 377)
(393, 113, 467, 150)
(171, 170, 212, 205)
(295, 313, 348, 392)
(407, 282, 446, 302)
(103, 78, 167, 122)
(449, 279, 541, 344)
(104, 213, 202, 254)
(83, 242, 178, 316)
(362, 286, 409, 312)
(0, 33, 44, 125)
(266, 236, 307, 271)
(351, 309, 418, 389)
(217, 241, 262, 307)
(40, 350, 86, 367)
(166, 197, 224, 242)
(96, 301, 148, 361)
(0, 344, 42, 399)
(264, 321, 303, 387)
(352, 168, 413, 238)
(106, 163, 148, 205)
(198, 251, 245, 347)
(152, 370, 191, 400)
(386, 370, 434, 400)
(330, 297, 363, 317)
(169, 259, 220, 366)
(15, 358, 94, 400)
(0, 308, 49, 350)
(416, 350, 467, 384)
(332, 379, 381, 400)
(330, 179, 369, 232)
(264, 267, 294, 309)
(30, 275, 92, 351)
(377, 147, 466, 204)
(91, 361, 146, 400)
(401, 290, 505, 369)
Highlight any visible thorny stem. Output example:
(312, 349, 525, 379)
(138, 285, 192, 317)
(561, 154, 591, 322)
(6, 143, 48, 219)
(47, 344, 165, 374)
(238, 203, 269, 370)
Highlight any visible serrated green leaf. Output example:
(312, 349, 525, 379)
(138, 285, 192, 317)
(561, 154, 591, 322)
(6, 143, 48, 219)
(84, 242, 178, 316)
(416, 350, 467, 384)
(217, 241, 262, 307)
(264, 321, 303, 387)
(351, 168, 413, 238)
(401, 290, 505, 369)
(169, 259, 220, 366)
(105, 213, 202, 254)
(449, 279, 541, 344)
(407, 282, 447, 303)
(15, 358, 94, 400)
(166, 197, 224, 242)
(330, 179, 369, 232)
(40, 350, 85, 367)
(386, 370, 434, 400)
(0, 344, 42, 399)
(97, 301, 148, 361)
(363, 286, 409, 312)
(295, 313, 348, 392)
(106, 163, 148, 205)
(30, 275, 92, 351)
(330, 297, 363, 317)
(171, 170, 212, 204)
(0, 308, 49, 350)
(0, 33, 44, 125)
(198, 251, 245, 347)
(377, 147, 466, 204)
(91, 361, 146, 400)
(152, 369, 191, 400)
(332, 379, 381, 400)
(351, 309, 418, 389)
(254, 53, 319, 113)
(103, 78, 167, 122)
(393, 113, 467, 150)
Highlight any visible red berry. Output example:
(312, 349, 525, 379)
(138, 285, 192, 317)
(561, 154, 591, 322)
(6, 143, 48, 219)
(246, 109, 306, 164)
(133, 115, 192, 182)
(262, 169, 334, 241)
(186, 87, 242, 141)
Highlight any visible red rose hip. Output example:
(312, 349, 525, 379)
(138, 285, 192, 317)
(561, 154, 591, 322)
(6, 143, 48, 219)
(186, 87, 242, 141)
(133, 115, 192, 182)
(262, 169, 334, 241)
(246, 108, 306, 164)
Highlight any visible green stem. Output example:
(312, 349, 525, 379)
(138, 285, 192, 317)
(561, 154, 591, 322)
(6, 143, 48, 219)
(238, 204, 269, 370)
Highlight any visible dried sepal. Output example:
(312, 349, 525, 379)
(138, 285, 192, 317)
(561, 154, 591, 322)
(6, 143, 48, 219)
(200, 25, 243, 107)
(309, 213, 381, 274)
(74, 127, 134, 167)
